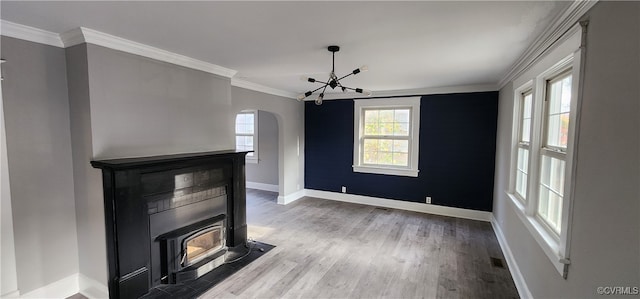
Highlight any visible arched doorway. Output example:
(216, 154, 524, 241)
(235, 110, 279, 201)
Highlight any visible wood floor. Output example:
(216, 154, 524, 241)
(199, 189, 518, 299)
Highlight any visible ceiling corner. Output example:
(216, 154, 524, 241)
(497, 0, 599, 89)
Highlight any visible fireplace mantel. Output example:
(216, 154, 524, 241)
(92, 150, 249, 299)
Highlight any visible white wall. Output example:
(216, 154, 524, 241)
(492, 2, 639, 297)
(1, 36, 79, 294)
(231, 87, 304, 199)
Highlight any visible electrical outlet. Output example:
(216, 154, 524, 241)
(425, 196, 432, 204)
(341, 186, 347, 193)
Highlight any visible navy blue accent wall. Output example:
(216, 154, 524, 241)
(304, 91, 498, 212)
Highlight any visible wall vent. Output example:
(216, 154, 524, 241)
(490, 257, 505, 268)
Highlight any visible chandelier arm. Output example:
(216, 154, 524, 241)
(309, 84, 329, 94)
(309, 80, 331, 85)
(299, 84, 328, 100)
(340, 86, 358, 91)
(336, 72, 356, 82)
(342, 86, 367, 93)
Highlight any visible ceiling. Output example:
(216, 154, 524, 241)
(1, 1, 570, 98)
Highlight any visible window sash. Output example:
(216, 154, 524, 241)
(514, 89, 533, 202)
(519, 91, 533, 144)
(235, 113, 255, 134)
(360, 135, 411, 168)
(360, 106, 413, 168)
(235, 111, 257, 159)
(536, 153, 566, 235)
(362, 107, 412, 137)
(515, 144, 530, 201)
(533, 70, 572, 235)
(542, 71, 572, 153)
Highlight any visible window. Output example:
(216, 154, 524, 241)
(537, 71, 572, 234)
(353, 97, 420, 177)
(235, 111, 258, 163)
(515, 90, 533, 201)
(508, 46, 581, 278)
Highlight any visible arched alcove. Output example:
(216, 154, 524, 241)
(230, 86, 305, 205)
(236, 110, 280, 196)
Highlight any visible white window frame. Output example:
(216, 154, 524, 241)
(507, 24, 584, 278)
(235, 110, 258, 164)
(514, 86, 533, 203)
(536, 69, 573, 235)
(353, 97, 420, 177)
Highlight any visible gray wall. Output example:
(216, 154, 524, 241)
(492, 2, 640, 298)
(66, 43, 108, 291)
(1, 56, 19, 296)
(246, 110, 279, 186)
(86, 44, 234, 159)
(66, 43, 241, 288)
(230, 87, 304, 199)
(0, 36, 79, 293)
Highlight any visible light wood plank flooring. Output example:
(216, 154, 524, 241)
(199, 189, 518, 299)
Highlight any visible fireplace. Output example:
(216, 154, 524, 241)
(92, 151, 248, 299)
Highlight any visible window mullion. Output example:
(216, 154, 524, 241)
(362, 135, 409, 140)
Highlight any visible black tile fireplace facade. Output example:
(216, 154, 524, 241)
(91, 150, 249, 299)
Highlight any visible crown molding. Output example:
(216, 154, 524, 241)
(231, 78, 297, 99)
(0, 20, 64, 48)
(0, 21, 237, 78)
(58, 27, 84, 47)
(321, 83, 497, 100)
(498, 0, 598, 89)
(61, 27, 237, 78)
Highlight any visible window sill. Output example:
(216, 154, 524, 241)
(505, 191, 568, 278)
(246, 157, 258, 164)
(352, 165, 418, 177)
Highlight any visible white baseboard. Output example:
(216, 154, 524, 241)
(1, 290, 19, 298)
(490, 215, 532, 299)
(18, 273, 78, 299)
(78, 274, 109, 299)
(304, 189, 492, 222)
(13, 273, 108, 299)
(277, 189, 305, 205)
(246, 182, 279, 193)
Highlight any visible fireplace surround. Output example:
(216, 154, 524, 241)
(92, 150, 249, 299)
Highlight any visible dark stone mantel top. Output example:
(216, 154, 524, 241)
(91, 150, 252, 170)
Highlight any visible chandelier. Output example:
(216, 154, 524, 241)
(297, 45, 371, 105)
